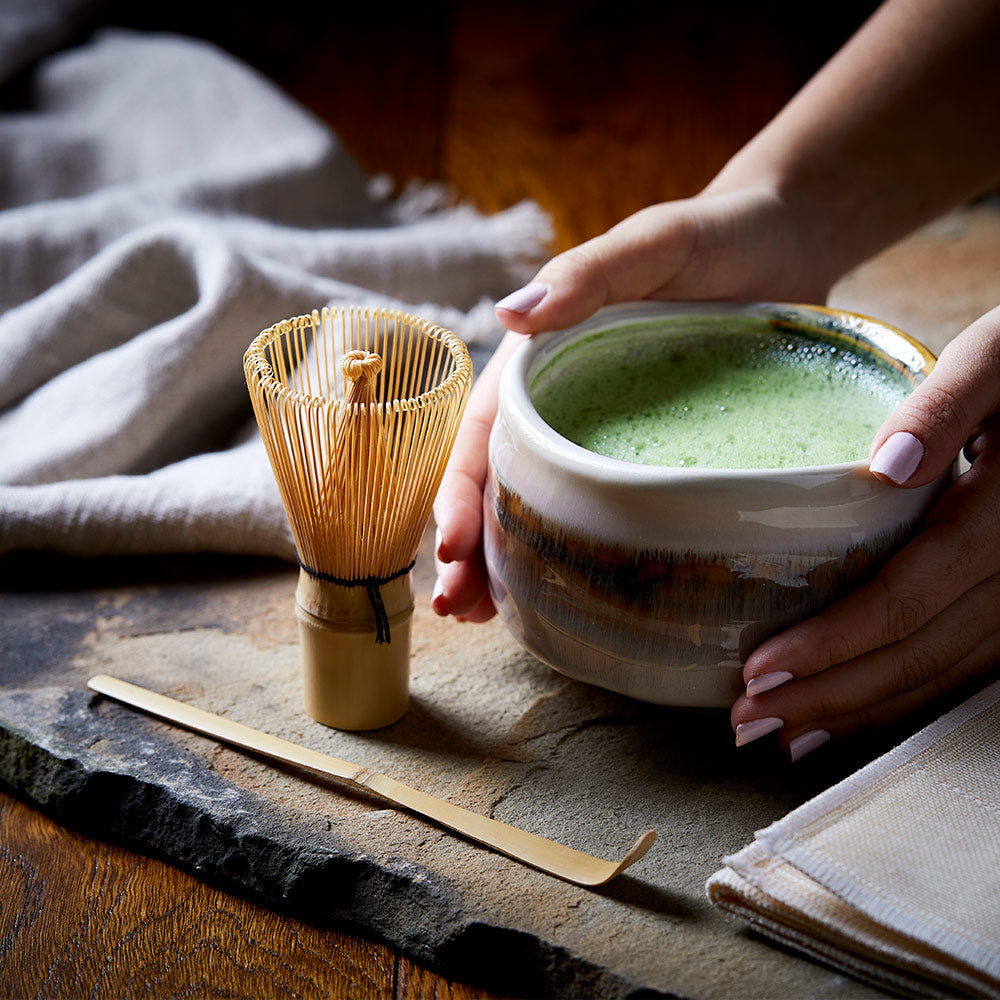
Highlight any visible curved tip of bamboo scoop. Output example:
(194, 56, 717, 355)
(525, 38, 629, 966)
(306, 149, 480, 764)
(596, 829, 658, 884)
(559, 829, 657, 887)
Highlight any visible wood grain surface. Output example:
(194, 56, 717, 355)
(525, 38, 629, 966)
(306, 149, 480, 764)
(2, 2, 879, 997)
(0, 792, 493, 1000)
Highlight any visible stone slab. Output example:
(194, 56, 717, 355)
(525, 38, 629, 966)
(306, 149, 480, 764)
(2, 201, 999, 998)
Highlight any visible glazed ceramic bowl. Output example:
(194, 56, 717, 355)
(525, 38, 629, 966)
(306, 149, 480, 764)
(483, 302, 947, 708)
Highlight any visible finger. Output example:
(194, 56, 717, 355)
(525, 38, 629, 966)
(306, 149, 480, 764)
(965, 411, 1000, 463)
(743, 449, 1000, 686)
(779, 631, 1000, 761)
(431, 333, 522, 620)
(433, 332, 522, 564)
(454, 590, 498, 624)
(870, 303, 1000, 486)
(495, 201, 703, 335)
(434, 422, 492, 564)
(432, 550, 495, 621)
(734, 570, 1000, 742)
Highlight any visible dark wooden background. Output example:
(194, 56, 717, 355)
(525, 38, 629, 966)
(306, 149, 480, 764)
(1, 2, 880, 997)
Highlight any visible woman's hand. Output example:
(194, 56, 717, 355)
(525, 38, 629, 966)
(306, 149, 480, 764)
(431, 331, 520, 622)
(430, 0, 1000, 626)
(430, 187, 836, 620)
(732, 304, 1000, 760)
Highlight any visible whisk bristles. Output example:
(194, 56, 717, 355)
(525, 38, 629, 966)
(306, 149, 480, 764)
(244, 306, 473, 582)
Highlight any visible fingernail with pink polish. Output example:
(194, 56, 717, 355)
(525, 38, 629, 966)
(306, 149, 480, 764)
(496, 281, 548, 314)
(735, 716, 783, 747)
(746, 671, 794, 696)
(870, 431, 924, 484)
(789, 729, 831, 762)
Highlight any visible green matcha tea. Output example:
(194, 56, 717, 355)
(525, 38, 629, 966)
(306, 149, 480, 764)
(530, 320, 913, 469)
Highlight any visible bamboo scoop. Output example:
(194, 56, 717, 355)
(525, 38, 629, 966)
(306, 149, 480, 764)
(244, 307, 473, 731)
(87, 674, 656, 887)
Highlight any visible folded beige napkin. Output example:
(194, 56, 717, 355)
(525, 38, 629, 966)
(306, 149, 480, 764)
(707, 679, 1000, 999)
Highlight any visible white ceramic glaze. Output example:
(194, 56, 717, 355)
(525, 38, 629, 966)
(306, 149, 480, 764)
(484, 302, 948, 708)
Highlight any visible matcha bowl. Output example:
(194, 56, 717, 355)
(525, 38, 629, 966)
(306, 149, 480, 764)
(483, 302, 948, 708)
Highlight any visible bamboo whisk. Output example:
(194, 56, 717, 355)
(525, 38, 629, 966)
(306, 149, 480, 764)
(244, 307, 472, 730)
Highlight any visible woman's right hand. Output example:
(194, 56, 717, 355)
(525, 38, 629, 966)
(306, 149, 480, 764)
(430, 186, 837, 621)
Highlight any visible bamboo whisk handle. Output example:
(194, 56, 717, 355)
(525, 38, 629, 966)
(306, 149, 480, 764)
(296, 569, 413, 731)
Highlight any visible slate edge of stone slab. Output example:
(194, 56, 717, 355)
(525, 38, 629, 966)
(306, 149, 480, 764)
(0, 685, 677, 1000)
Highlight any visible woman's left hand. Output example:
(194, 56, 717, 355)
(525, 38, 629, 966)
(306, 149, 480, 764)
(731, 304, 1000, 760)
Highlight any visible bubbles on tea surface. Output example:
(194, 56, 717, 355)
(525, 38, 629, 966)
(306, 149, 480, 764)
(530, 321, 912, 468)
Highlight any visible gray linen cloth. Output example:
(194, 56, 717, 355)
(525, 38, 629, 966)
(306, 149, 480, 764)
(0, 26, 549, 559)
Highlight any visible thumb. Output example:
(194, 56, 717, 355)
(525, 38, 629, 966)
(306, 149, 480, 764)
(494, 202, 702, 335)
(870, 305, 1000, 487)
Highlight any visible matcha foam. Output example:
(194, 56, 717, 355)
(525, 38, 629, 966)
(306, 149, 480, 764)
(530, 320, 912, 469)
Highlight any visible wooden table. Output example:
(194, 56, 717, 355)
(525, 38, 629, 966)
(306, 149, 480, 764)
(1, 3, 886, 996)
